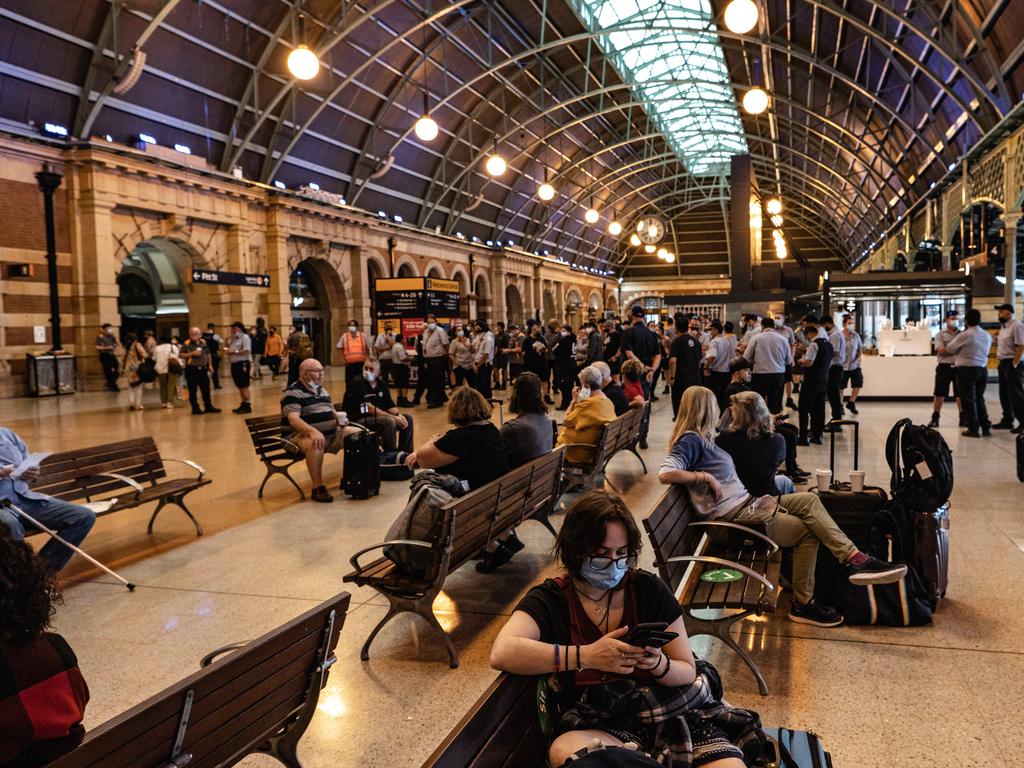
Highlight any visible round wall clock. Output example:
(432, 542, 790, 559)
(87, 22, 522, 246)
(636, 216, 665, 245)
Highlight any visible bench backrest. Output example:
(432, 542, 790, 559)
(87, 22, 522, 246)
(446, 447, 565, 570)
(643, 484, 700, 594)
(245, 414, 293, 460)
(35, 438, 167, 502)
(422, 673, 546, 768)
(593, 403, 647, 466)
(50, 592, 351, 768)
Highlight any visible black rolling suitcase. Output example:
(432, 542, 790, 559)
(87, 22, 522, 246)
(760, 728, 833, 767)
(813, 419, 888, 548)
(343, 426, 380, 499)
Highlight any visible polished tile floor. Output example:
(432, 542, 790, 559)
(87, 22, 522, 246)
(4, 371, 1023, 767)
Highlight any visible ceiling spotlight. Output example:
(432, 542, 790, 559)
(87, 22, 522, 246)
(485, 153, 506, 177)
(664, 252, 676, 263)
(414, 114, 439, 142)
(766, 198, 782, 215)
(742, 87, 770, 115)
(538, 182, 556, 201)
(630, 233, 642, 247)
(724, 0, 759, 34)
(287, 45, 320, 80)
(657, 247, 669, 259)
(608, 221, 623, 236)
(644, 244, 656, 254)
(584, 207, 600, 224)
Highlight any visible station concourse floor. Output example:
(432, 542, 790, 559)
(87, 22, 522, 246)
(4, 370, 1023, 768)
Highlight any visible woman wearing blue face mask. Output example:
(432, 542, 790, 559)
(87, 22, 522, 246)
(490, 491, 753, 768)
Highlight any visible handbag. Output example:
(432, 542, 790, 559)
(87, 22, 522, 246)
(167, 357, 184, 375)
(136, 358, 157, 383)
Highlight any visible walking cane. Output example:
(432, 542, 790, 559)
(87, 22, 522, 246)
(0, 499, 136, 591)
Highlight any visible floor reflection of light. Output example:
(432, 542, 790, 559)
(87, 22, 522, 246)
(317, 691, 346, 718)
(163, 616, 179, 632)
(432, 591, 459, 633)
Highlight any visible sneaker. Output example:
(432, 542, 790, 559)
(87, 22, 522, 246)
(504, 531, 526, 553)
(961, 429, 980, 438)
(845, 401, 859, 415)
(810, 436, 823, 445)
(232, 403, 253, 414)
(311, 485, 334, 503)
(848, 556, 908, 585)
(789, 599, 843, 627)
(796, 437, 810, 446)
(982, 427, 992, 437)
(205, 406, 222, 414)
(927, 413, 939, 428)
(475, 543, 514, 573)
(786, 397, 798, 410)
(992, 421, 1014, 430)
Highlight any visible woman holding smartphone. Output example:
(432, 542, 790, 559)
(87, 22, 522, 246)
(490, 491, 756, 767)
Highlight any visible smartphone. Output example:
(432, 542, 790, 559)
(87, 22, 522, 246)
(623, 622, 678, 649)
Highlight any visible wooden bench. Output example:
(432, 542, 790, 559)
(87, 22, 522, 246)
(344, 447, 565, 669)
(643, 485, 781, 696)
(49, 591, 351, 768)
(560, 402, 649, 492)
(245, 414, 307, 501)
(423, 673, 834, 767)
(33, 437, 211, 536)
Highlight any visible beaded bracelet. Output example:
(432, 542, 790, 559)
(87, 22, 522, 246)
(575, 642, 583, 672)
(651, 653, 671, 681)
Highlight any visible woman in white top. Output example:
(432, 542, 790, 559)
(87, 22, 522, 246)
(152, 333, 181, 409)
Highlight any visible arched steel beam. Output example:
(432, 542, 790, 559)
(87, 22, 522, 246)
(411, 34, 953, 232)
(260, 0, 476, 183)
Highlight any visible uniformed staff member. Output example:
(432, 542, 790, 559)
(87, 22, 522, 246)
(821, 315, 845, 430)
(941, 308, 993, 438)
(840, 314, 864, 414)
(702, 319, 735, 408)
(180, 326, 221, 415)
(796, 320, 832, 446)
(993, 303, 1024, 433)
(742, 316, 793, 413)
(929, 310, 963, 428)
(774, 316, 798, 411)
(668, 315, 703, 418)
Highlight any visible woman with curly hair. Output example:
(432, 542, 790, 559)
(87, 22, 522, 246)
(0, 528, 89, 766)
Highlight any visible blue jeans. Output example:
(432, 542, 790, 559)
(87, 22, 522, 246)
(774, 475, 796, 494)
(1, 497, 96, 572)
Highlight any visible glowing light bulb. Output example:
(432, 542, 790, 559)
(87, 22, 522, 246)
(485, 154, 506, 176)
(414, 114, 439, 141)
(608, 221, 623, 236)
(724, 0, 759, 34)
(742, 87, 770, 115)
(630, 233, 642, 247)
(657, 247, 669, 259)
(537, 182, 556, 201)
(665, 252, 676, 263)
(644, 244, 656, 254)
(584, 208, 600, 224)
(287, 45, 320, 80)
(766, 198, 782, 215)
(636, 220, 647, 233)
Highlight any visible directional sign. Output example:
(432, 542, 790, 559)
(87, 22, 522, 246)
(191, 269, 270, 288)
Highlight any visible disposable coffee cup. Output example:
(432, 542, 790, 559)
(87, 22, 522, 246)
(336, 410, 348, 426)
(815, 469, 832, 492)
(849, 470, 865, 493)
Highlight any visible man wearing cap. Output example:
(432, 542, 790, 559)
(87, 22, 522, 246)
(742, 316, 794, 413)
(929, 310, 963, 428)
(993, 303, 1024, 433)
(941, 308, 993, 437)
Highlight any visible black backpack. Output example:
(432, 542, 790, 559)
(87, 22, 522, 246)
(885, 418, 953, 509)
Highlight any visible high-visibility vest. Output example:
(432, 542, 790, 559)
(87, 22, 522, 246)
(340, 332, 367, 363)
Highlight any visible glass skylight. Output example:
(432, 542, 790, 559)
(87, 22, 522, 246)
(567, 0, 747, 175)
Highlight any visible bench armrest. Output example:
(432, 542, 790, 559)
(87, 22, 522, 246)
(163, 458, 207, 480)
(349, 539, 434, 572)
(664, 555, 777, 592)
(560, 443, 599, 456)
(688, 521, 780, 553)
(96, 472, 143, 500)
(200, 642, 248, 668)
(267, 436, 302, 452)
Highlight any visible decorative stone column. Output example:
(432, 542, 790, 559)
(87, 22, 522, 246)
(264, 206, 292, 333)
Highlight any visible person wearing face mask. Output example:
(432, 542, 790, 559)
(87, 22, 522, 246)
(491, 491, 755, 768)
(337, 319, 369, 387)
(942, 308, 993, 437)
(422, 313, 450, 409)
(820, 314, 846, 429)
(702, 320, 736, 409)
(668, 315, 704, 418)
(341, 359, 414, 454)
(504, 324, 525, 382)
(839, 314, 863, 414)
(449, 325, 475, 387)
(992, 303, 1024, 432)
(523, 322, 554, 404)
(556, 366, 617, 464)
(929, 310, 964, 428)
(471, 320, 495, 399)
(552, 324, 578, 410)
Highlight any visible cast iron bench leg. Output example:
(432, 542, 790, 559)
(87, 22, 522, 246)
(688, 610, 769, 696)
(147, 494, 204, 536)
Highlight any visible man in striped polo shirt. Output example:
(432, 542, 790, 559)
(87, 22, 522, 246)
(281, 358, 357, 503)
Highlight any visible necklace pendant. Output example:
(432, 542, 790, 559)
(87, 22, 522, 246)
(593, 603, 606, 615)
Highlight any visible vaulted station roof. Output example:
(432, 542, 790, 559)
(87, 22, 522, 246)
(1, 0, 1020, 278)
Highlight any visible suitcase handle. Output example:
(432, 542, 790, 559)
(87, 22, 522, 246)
(828, 419, 859, 479)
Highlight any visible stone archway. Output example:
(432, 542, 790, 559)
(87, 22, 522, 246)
(290, 257, 348, 365)
(588, 291, 602, 320)
(397, 260, 417, 278)
(948, 199, 1005, 270)
(505, 283, 524, 326)
(565, 289, 583, 326)
(543, 288, 557, 321)
(474, 272, 492, 323)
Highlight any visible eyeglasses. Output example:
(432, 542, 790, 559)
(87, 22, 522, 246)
(587, 554, 638, 570)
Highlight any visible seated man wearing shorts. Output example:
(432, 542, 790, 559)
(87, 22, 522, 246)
(280, 358, 357, 503)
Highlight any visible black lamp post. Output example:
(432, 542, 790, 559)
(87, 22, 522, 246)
(36, 164, 64, 352)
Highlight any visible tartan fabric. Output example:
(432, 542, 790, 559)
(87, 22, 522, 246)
(555, 660, 768, 767)
(0, 633, 89, 767)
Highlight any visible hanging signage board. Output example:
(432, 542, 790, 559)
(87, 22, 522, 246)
(191, 269, 270, 287)
(375, 277, 429, 319)
(425, 277, 461, 317)
(374, 277, 461, 335)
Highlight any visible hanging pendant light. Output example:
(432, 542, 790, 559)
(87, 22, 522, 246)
(537, 168, 555, 201)
(414, 92, 438, 141)
(724, 0, 759, 34)
(743, 87, 770, 115)
(485, 136, 506, 177)
(287, 15, 320, 80)
(664, 252, 676, 263)
(630, 233, 642, 247)
(608, 220, 623, 236)
(644, 244, 656, 254)
(584, 202, 600, 224)
(766, 198, 782, 215)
